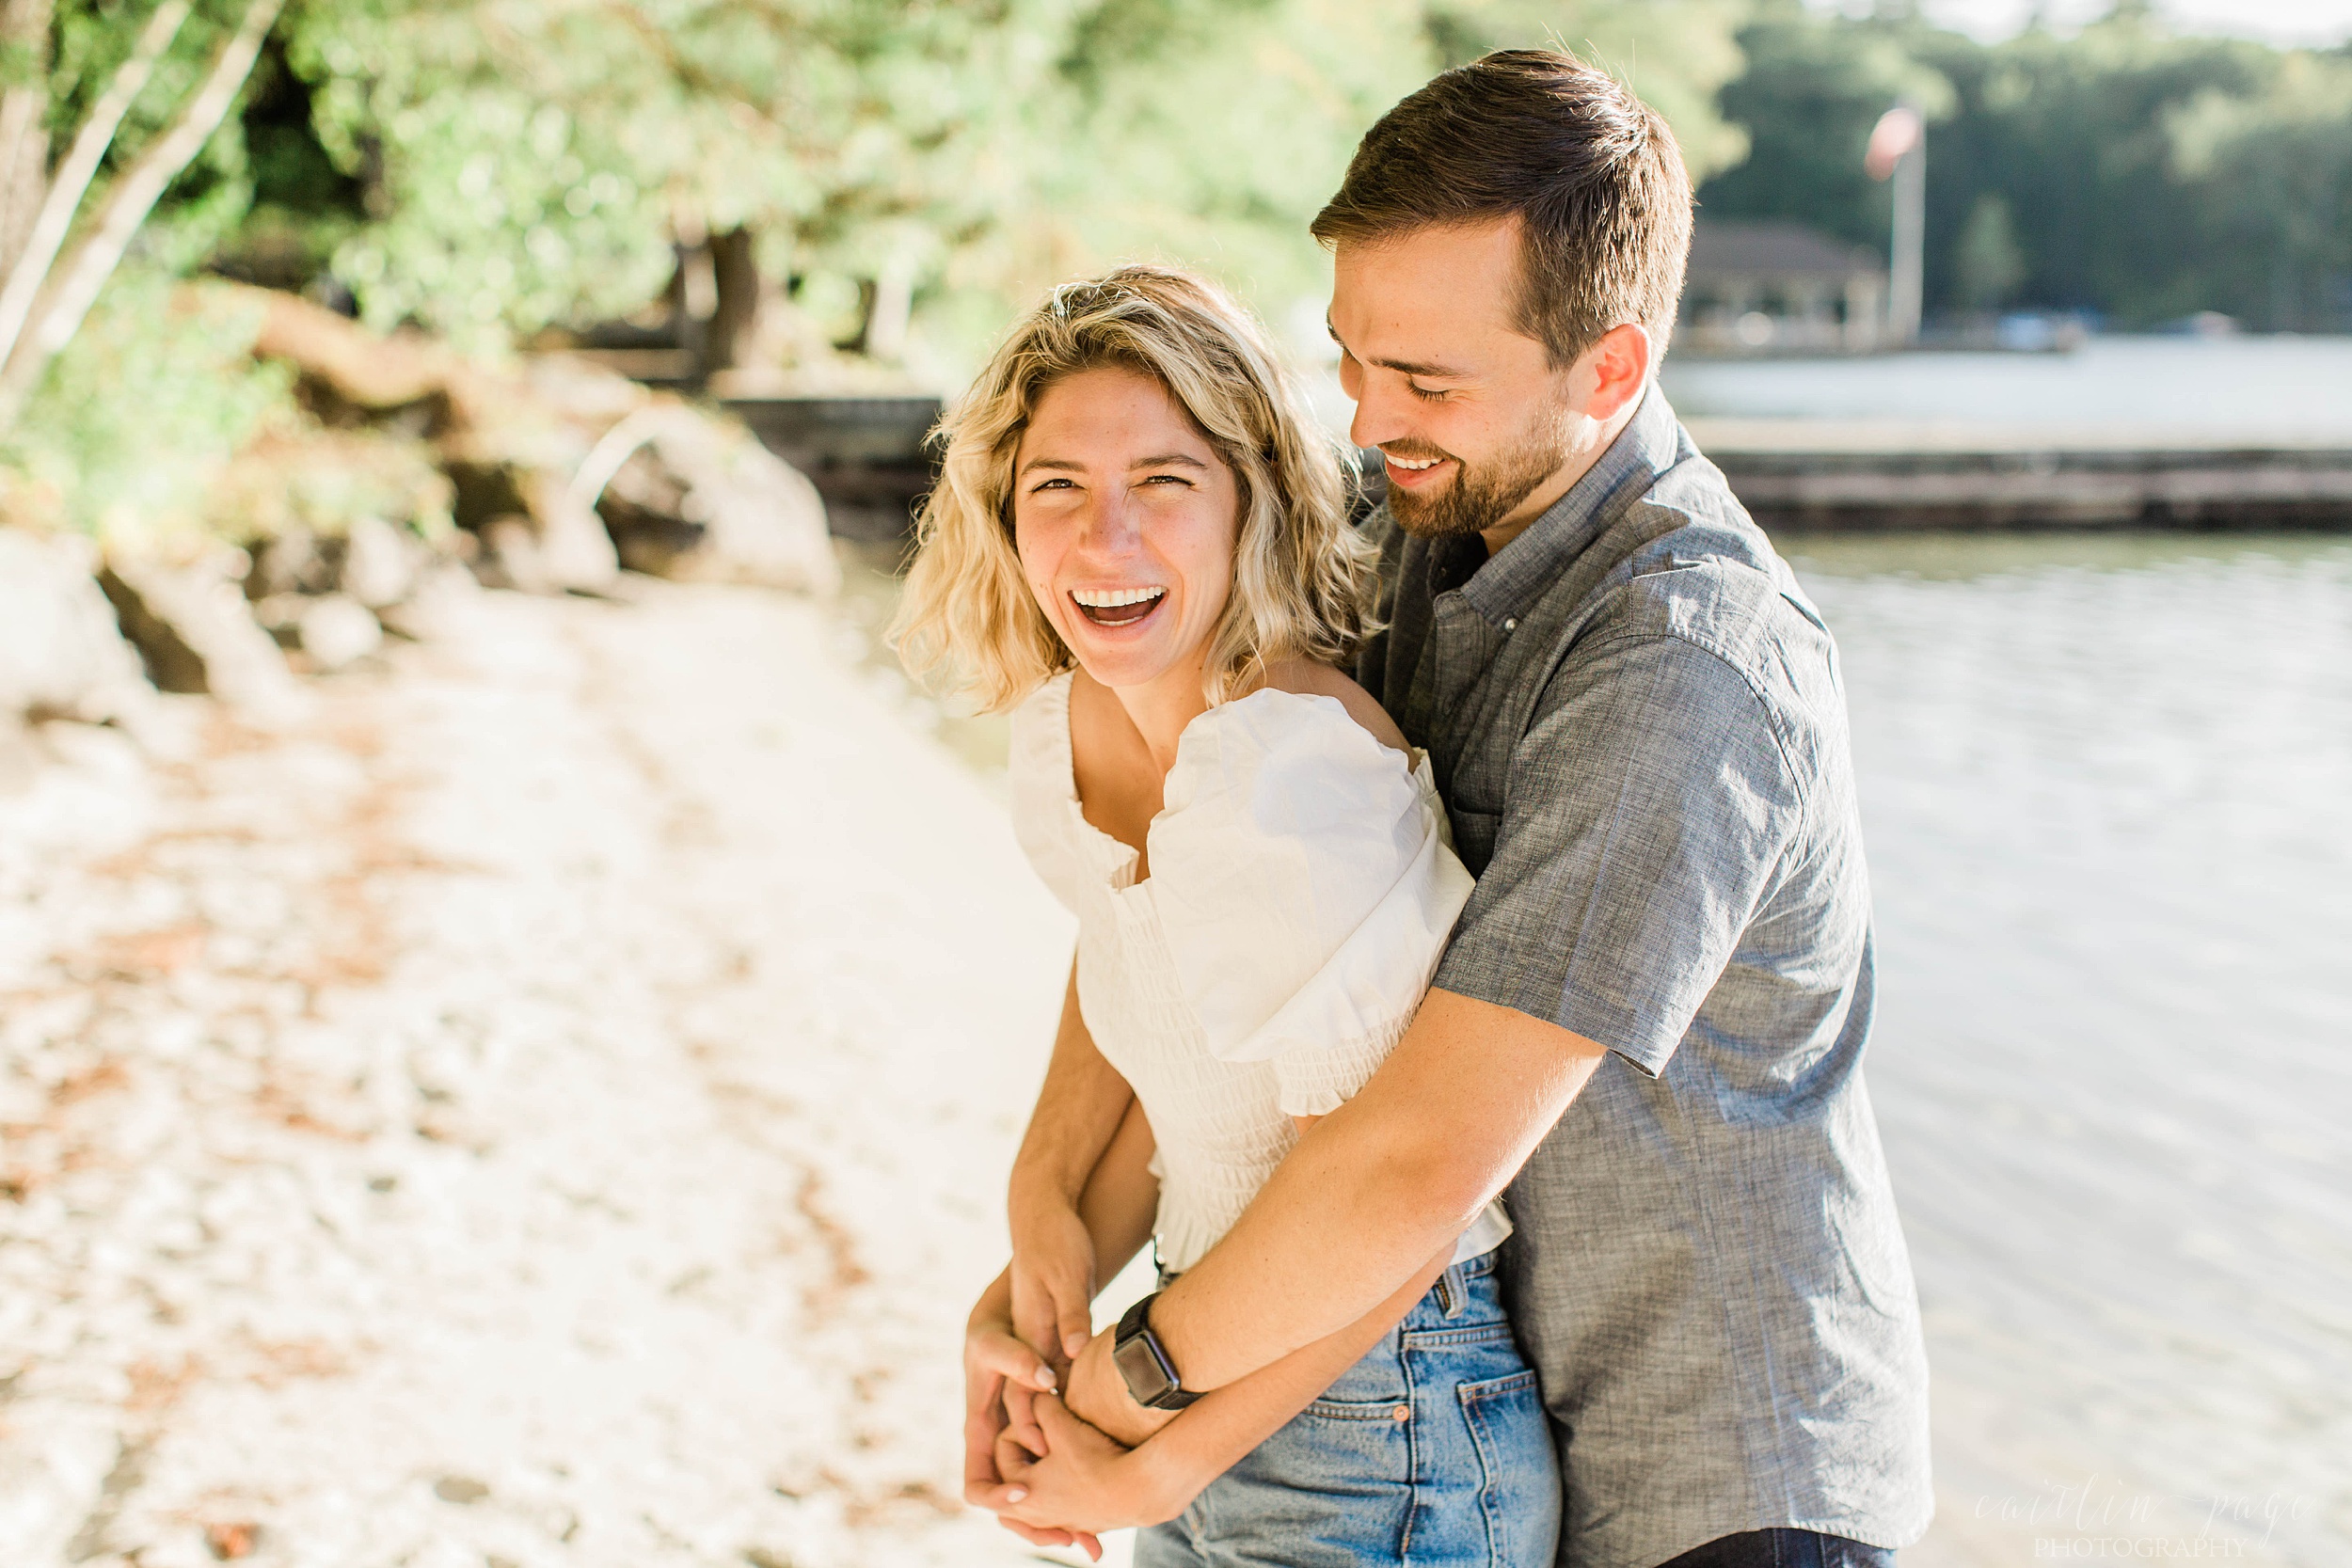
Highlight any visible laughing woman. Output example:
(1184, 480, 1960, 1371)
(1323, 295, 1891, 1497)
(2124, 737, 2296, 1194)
(894, 266, 1557, 1568)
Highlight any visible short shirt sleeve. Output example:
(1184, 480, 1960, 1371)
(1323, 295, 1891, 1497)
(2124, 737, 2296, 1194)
(1149, 690, 1473, 1117)
(1433, 632, 1805, 1077)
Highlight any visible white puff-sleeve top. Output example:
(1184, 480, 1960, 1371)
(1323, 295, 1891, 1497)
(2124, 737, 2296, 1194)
(1009, 671, 1507, 1275)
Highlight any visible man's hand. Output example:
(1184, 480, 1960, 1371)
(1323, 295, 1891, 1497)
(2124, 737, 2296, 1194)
(1064, 1324, 1177, 1449)
(1010, 1198, 1099, 1369)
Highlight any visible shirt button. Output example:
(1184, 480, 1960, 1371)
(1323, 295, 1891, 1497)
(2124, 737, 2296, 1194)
(1391, 1403, 1412, 1422)
(1502, 618, 1518, 632)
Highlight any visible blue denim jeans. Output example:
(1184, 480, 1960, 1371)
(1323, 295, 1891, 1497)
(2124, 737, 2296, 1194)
(1136, 1251, 1560, 1568)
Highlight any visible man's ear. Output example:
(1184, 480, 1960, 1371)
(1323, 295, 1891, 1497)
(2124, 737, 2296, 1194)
(1576, 323, 1654, 423)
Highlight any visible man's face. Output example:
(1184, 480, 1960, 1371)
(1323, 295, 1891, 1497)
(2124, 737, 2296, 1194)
(1328, 220, 1585, 544)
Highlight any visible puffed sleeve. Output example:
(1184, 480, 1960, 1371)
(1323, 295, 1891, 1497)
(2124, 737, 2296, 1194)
(1148, 690, 1473, 1117)
(1006, 673, 1094, 916)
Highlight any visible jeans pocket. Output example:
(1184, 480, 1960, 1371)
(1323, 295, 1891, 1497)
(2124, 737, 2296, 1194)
(1458, 1370, 1561, 1568)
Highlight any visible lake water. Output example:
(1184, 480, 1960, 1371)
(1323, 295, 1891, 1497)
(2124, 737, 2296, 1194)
(1658, 335, 2352, 439)
(1787, 532, 2352, 1567)
(840, 436, 2352, 1565)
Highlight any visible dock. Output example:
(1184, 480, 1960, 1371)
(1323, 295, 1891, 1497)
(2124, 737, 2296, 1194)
(1685, 419, 2352, 531)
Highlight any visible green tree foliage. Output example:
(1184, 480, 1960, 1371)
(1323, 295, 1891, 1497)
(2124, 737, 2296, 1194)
(1699, 2, 2352, 329)
(249, 0, 1751, 367)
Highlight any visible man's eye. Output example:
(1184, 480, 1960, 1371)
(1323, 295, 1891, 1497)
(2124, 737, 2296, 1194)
(1408, 382, 1450, 403)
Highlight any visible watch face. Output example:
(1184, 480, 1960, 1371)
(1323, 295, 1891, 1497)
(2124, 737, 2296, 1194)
(1113, 1327, 1175, 1405)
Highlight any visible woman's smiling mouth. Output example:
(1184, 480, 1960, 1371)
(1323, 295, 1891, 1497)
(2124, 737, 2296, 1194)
(1071, 586, 1168, 627)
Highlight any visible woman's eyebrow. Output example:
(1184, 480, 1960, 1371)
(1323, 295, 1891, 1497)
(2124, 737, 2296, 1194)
(1018, 456, 1087, 476)
(1131, 453, 1209, 470)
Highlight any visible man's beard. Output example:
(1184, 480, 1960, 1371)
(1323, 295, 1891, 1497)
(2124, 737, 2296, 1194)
(1385, 409, 1575, 542)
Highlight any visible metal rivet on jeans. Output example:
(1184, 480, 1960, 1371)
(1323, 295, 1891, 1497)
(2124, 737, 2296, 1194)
(1391, 1404, 1411, 1421)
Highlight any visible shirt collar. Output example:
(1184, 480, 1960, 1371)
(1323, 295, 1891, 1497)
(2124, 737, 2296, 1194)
(1456, 383, 1682, 628)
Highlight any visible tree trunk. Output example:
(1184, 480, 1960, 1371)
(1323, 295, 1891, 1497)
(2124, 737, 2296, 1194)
(0, 0, 54, 277)
(703, 224, 760, 377)
(0, 0, 278, 429)
(0, 0, 188, 373)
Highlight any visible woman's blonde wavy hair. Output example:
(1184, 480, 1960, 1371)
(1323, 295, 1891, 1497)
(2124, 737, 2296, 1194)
(892, 265, 1375, 713)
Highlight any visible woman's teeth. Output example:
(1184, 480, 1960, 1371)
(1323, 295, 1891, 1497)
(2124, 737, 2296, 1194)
(1071, 586, 1167, 626)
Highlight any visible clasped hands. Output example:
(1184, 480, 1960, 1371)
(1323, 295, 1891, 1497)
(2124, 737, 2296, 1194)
(963, 1225, 1182, 1558)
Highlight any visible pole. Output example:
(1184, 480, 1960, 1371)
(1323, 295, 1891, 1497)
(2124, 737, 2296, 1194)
(1889, 111, 1925, 347)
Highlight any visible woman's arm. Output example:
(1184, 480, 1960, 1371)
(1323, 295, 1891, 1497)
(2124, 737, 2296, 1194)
(1009, 958, 1136, 1361)
(998, 1098, 1159, 1451)
(967, 958, 1149, 1553)
(996, 1236, 1454, 1534)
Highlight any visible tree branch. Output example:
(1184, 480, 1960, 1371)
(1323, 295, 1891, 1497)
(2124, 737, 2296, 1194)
(0, 0, 279, 428)
(0, 0, 188, 372)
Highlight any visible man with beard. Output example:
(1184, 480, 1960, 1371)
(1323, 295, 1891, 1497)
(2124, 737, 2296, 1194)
(972, 49, 1932, 1568)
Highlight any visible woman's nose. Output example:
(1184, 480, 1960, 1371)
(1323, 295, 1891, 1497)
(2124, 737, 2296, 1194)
(1073, 492, 1144, 554)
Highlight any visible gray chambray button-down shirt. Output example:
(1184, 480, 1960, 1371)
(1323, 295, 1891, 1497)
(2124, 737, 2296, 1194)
(1359, 388, 1932, 1568)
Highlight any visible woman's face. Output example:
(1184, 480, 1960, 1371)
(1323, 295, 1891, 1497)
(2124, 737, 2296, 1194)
(1010, 366, 1240, 695)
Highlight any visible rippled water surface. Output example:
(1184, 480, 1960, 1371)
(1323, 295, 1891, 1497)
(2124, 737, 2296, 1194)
(1786, 533, 2352, 1566)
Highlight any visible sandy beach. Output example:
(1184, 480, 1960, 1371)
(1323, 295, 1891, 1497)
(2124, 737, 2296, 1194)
(0, 578, 1079, 1568)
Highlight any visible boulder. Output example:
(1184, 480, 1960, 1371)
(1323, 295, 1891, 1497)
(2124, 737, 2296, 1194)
(293, 594, 385, 671)
(99, 552, 307, 721)
(444, 453, 619, 594)
(251, 592, 385, 671)
(339, 515, 424, 609)
(0, 531, 153, 725)
(584, 404, 839, 595)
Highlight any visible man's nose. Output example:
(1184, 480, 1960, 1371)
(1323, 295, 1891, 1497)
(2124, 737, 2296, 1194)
(1348, 373, 1413, 453)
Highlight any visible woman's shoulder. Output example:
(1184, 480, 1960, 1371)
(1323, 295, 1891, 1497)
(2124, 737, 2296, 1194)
(1162, 661, 1422, 832)
(1247, 658, 1408, 755)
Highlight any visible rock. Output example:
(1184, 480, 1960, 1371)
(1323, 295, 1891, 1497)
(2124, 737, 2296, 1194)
(338, 515, 423, 608)
(473, 516, 554, 594)
(98, 553, 307, 721)
(294, 594, 384, 672)
(446, 460, 618, 594)
(585, 404, 839, 596)
(245, 527, 337, 599)
(375, 562, 484, 641)
(0, 530, 154, 726)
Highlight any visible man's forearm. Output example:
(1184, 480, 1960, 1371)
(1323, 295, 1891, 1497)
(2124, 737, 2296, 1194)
(1010, 958, 1133, 1214)
(1151, 989, 1609, 1390)
(1131, 1243, 1450, 1517)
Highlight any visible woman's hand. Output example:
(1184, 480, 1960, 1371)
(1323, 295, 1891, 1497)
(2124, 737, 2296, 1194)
(996, 1395, 1191, 1545)
(963, 1269, 1087, 1552)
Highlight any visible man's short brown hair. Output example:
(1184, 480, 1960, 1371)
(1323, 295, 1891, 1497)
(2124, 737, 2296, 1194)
(1311, 50, 1693, 367)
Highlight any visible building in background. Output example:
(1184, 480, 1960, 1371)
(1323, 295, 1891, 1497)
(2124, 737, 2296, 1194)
(1679, 218, 1887, 356)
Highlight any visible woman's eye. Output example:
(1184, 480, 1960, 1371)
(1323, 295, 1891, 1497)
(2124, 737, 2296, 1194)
(1141, 473, 1189, 486)
(1031, 478, 1073, 492)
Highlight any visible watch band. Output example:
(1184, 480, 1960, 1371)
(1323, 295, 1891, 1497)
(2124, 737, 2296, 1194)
(1112, 1291, 1200, 1410)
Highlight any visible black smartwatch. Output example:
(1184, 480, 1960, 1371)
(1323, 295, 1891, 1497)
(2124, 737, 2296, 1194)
(1112, 1291, 1200, 1410)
